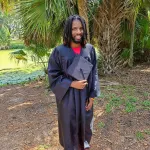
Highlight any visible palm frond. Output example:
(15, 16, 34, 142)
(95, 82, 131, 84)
(15, 0, 76, 47)
(10, 49, 27, 62)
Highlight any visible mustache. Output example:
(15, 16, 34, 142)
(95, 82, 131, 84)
(71, 36, 83, 43)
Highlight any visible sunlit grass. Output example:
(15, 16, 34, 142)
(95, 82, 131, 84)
(0, 64, 45, 86)
(0, 49, 33, 70)
(0, 49, 46, 86)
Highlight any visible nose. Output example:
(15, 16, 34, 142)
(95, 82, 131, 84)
(77, 28, 82, 34)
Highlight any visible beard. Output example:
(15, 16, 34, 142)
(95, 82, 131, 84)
(71, 36, 83, 44)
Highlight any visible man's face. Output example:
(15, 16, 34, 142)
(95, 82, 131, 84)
(71, 20, 84, 44)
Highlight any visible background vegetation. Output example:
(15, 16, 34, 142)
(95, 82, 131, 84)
(0, 0, 150, 84)
(0, 1, 149, 150)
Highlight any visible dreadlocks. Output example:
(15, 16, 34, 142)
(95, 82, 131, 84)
(63, 15, 87, 47)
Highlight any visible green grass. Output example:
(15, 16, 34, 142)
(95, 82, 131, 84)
(105, 95, 124, 113)
(36, 144, 51, 150)
(0, 65, 45, 86)
(0, 49, 32, 70)
(102, 85, 150, 113)
(135, 130, 150, 140)
(125, 101, 136, 113)
(11, 40, 24, 45)
(141, 100, 150, 110)
(98, 122, 105, 128)
(0, 49, 45, 86)
(104, 95, 137, 113)
(135, 131, 144, 140)
(144, 130, 150, 135)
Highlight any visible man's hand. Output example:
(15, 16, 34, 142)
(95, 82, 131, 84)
(70, 80, 88, 89)
(85, 98, 94, 111)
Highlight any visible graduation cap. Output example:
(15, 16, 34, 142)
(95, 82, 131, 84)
(67, 55, 93, 80)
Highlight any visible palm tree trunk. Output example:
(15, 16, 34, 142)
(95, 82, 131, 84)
(94, 0, 128, 74)
(129, 16, 136, 67)
(128, 0, 143, 67)
(77, 0, 90, 42)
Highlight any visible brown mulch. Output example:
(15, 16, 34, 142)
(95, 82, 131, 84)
(0, 64, 150, 150)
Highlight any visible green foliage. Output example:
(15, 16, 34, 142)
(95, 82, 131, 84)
(0, 49, 32, 70)
(98, 121, 105, 128)
(9, 44, 51, 73)
(98, 92, 105, 98)
(142, 100, 150, 107)
(27, 44, 50, 58)
(105, 95, 123, 113)
(121, 48, 130, 60)
(0, 11, 20, 48)
(10, 49, 27, 61)
(134, 13, 150, 50)
(144, 130, 150, 135)
(135, 129, 150, 141)
(0, 65, 45, 86)
(143, 92, 149, 97)
(141, 100, 150, 110)
(105, 103, 112, 113)
(0, 11, 10, 42)
(135, 131, 144, 140)
(121, 1, 150, 63)
(102, 85, 148, 113)
(0, 26, 10, 46)
(88, 0, 103, 21)
(36, 144, 51, 150)
(95, 48, 103, 72)
(102, 84, 150, 114)
(9, 43, 25, 49)
(0, 15, 11, 48)
(128, 96, 138, 103)
(125, 101, 136, 113)
(16, 0, 76, 47)
(25, 44, 50, 72)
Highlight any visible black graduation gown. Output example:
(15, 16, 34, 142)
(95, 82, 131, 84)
(48, 43, 100, 150)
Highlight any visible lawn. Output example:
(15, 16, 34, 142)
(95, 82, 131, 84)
(0, 49, 31, 70)
(0, 49, 45, 86)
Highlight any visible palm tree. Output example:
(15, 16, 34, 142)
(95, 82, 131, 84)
(119, 0, 150, 66)
(93, 0, 130, 74)
(9, 0, 77, 72)
(0, 0, 18, 12)
(10, 44, 50, 73)
(128, 0, 150, 67)
(0, 11, 11, 47)
(16, 0, 77, 48)
(92, 0, 150, 74)
(77, 0, 90, 42)
(0, 0, 22, 47)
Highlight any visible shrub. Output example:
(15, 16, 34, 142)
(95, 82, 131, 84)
(9, 43, 25, 49)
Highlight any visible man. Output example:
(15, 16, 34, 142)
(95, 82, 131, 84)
(48, 15, 100, 150)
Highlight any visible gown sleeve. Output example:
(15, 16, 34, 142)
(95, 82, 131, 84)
(48, 48, 72, 103)
(89, 47, 100, 98)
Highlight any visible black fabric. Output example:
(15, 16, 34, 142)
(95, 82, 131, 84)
(67, 55, 93, 80)
(48, 43, 100, 150)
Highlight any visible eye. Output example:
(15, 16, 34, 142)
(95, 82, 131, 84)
(80, 28, 83, 31)
(72, 27, 77, 31)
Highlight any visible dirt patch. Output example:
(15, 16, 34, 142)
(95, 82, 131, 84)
(0, 64, 150, 150)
